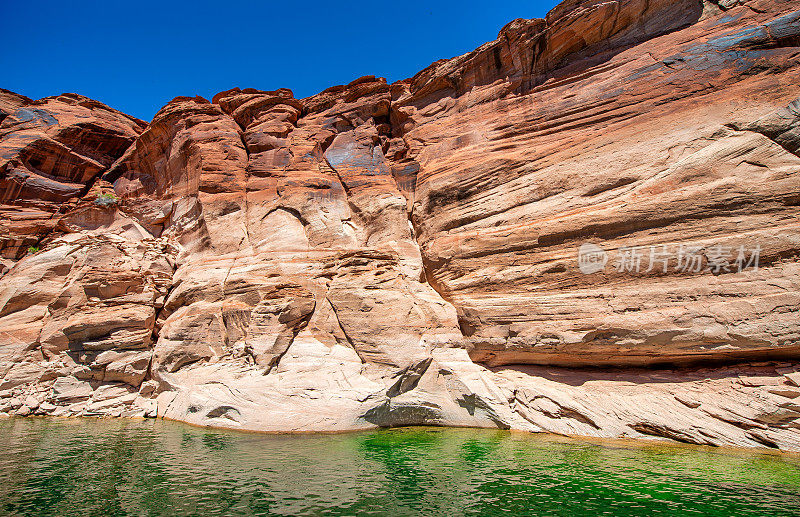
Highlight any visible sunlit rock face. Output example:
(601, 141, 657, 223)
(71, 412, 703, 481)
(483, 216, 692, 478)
(0, 91, 145, 262)
(1, 0, 800, 450)
(402, 2, 800, 368)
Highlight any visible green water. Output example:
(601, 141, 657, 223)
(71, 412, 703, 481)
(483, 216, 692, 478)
(0, 418, 799, 516)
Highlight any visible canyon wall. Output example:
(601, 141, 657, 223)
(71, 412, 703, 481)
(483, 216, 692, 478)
(1, 0, 800, 450)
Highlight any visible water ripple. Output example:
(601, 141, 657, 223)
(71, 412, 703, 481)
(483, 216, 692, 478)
(0, 419, 798, 516)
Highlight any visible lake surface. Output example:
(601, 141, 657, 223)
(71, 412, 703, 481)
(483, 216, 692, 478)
(0, 418, 799, 516)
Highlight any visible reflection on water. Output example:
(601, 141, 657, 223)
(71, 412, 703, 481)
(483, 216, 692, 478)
(0, 418, 799, 516)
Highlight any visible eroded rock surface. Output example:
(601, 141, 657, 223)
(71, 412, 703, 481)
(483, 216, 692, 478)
(0, 92, 144, 261)
(1, 0, 799, 451)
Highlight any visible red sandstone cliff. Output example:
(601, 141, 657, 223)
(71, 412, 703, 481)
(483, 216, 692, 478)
(1, 0, 800, 450)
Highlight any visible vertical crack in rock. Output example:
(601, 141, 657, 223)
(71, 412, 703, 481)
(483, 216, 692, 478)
(263, 307, 315, 374)
(326, 294, 368, 363)
(234, 117, 252, 246)
(386, 97, 456, 309)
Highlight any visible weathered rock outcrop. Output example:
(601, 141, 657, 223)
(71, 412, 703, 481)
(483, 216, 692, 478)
(1, 0, 799, 450)
(0, 92, 144, 262)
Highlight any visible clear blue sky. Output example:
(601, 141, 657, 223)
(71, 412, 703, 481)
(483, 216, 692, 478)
(0, 0, 560, 121)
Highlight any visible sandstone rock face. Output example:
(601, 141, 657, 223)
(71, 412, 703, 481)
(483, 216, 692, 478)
(0, 92, 144, 261)
(1, 0, 800, 450)
(404, 1, 800, 368)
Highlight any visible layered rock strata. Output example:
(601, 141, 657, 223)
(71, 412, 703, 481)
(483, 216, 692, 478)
(1, 0, 799, 450)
